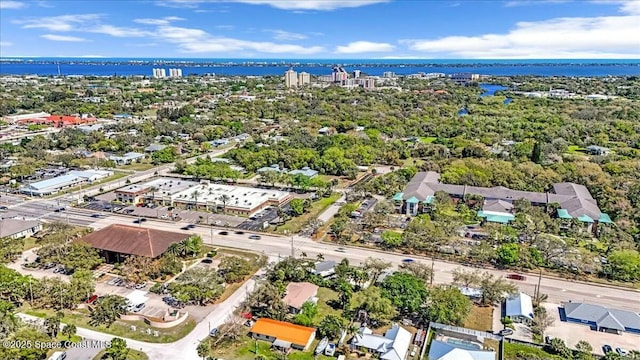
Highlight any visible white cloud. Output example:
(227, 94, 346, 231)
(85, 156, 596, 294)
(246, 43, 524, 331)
(156, 25, 325, 54)
(403, 2, 640, 59)
(41, 34, 89, 42)
(90, 25, 153, 37)
(15, 14, 101, 31)
(336, 41, 395, 54)
(268, 29, 307, 41)
(157, 0, 388, 10)
(0, 41, 13, 46)
(216, 25, 235, 30)
(504, 0, 570, 7)
(134, 16, 185, 25)
(0, 1, 26, 9)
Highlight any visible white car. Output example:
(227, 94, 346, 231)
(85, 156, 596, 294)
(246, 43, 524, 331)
(616, 348, 628, 356)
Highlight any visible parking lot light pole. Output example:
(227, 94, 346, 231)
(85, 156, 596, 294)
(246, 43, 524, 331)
(210, 224, 214, 244)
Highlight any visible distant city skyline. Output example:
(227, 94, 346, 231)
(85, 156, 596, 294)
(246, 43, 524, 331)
(0, 0, 639, 59)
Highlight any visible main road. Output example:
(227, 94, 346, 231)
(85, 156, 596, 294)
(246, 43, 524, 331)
(26, 206, 639, 313)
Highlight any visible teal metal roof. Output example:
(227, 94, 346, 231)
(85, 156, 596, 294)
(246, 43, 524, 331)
(557, 208, 572, 219)
(423, 195, 435, 204)
(406, 196, 420, 204)
(392, 192, 404, 201)
(485, 214, 513, 224)
(598, 213, 613, 224)
(577, 214, 594, 223)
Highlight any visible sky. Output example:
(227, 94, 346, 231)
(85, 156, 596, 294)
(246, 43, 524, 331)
(0, 0, 639, 59)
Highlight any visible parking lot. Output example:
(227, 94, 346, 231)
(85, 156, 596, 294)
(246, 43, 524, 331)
(236, 207, 279, 231)
(541, 303, 640, 355)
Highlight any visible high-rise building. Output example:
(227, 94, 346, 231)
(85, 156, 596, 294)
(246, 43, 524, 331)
(297, 72, 310, 86)
(353, 70, 361, 78)
(285, 68, 298, 88)
(361, 78, 376, 89)
(152, 68, 166, 79)
(169, 68, 183, 78)
(382, 71, 395, 78)
(332, 66, 348, 83)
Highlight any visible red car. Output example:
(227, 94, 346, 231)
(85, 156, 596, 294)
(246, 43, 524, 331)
(86, 294, 98, 305)
(506, 274, 527, 281)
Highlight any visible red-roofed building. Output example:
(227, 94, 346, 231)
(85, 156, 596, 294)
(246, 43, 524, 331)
(17, 114, 97, 128)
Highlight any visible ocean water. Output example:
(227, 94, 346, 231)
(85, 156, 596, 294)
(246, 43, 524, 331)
(0, 58, 639, 77)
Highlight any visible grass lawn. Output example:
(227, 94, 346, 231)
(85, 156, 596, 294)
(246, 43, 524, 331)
(118, 162, 156, 171)
(567, 145, 585, 153)
(274, 193, 341, 235)
(504, 342, 564, 360)
(93, 348, 149, 360)
(419, 137, 437, 143)
(22, 237, 38, 251)
(24, 307, 196, 343)
(203, 246, 266, 303)
(315, 287, 341, 322)
(464, 305, 494, 332)
(209, 336, 334, 360)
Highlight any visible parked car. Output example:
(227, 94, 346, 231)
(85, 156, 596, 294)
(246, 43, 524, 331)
(209, 328, 218, 337)
(131, 303, 146, 313)
(616, 348, 628, 356)
(53, 266, 66, 274)
(107, 277, 123, 286)
(43, 262, 57, 270)
(244, 320, 254, 327)
(219, 231, 229, 235)
(86, 295, 98, 305)
(499, 329, 514, 336)
(0, 206, 9, 211)
(602, 345, 613, 354)
(201, 258, 213, 264)
(235, 231, 245, 235)
(248, 235, 261, 240)
(506, 274, 527, 281)
(135, 283, 146, 290)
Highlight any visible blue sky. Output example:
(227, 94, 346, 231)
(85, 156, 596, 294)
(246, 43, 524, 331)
(0, 0, 639, 58)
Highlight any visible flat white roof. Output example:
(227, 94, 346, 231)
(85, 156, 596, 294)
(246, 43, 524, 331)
(172, 183, 290, 211)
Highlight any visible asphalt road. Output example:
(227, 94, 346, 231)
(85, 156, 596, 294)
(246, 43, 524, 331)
(22, 206, 635, 313)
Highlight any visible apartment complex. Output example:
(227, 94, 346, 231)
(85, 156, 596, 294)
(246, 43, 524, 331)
(284, 68, 311, 88)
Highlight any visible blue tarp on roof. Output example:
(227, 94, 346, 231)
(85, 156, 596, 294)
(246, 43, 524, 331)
(423, 195, 435, 204)
(557, 208, 573, 219)
(406, 196, 420, 204)
(577, 214, 594, 223)
(392, 192, 404, 201)
(598, 213, 613, 224)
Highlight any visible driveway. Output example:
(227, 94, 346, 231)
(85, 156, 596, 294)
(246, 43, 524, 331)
(542, 303, 640, 355)
(317, 194, 345, 223)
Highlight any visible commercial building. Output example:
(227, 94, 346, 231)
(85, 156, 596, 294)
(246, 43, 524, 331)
(78, 224, 189, 262)
(393, 171, 613, 233)
(137, 178, 199, 205)
(285, 68, 298, 88)
(350, 323, 412, 360)
(21, 169, 113, 196)
(561, 302, 640, 335)
(249, 318, 316, 350)
(450, 73, 480, 85)
(115, 184, 151, 204)
(170, 182, 292, 215)
(283, 282, 319, 314)
(152, 68, 166, 78)
(0, 219, 42, 239)
(289, 166, 318, 178)
(16, 114, 97, 128)
(168, 68, 182, 78)
(3, 112, 50, 124)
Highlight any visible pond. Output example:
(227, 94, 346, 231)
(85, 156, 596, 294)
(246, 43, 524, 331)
(480, 84, 508, 96)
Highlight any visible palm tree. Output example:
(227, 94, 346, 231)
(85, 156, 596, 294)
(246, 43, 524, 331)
(316, 253, 325, 262)
(61, 324, 77, 340)
(219, 194, 231, 213)
(0, 300, 19, 338)
(191, 190, 200, 210)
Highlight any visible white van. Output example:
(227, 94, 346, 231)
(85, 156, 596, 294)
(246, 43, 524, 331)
(48, 351, 67, 360)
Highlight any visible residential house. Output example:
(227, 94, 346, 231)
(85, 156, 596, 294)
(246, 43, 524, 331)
(505, 293, 534, 324)
(350, 323, 412, 360)
(288, 167, 318, 178)
(78, 224, 189, 263)
(0, 219, 42, 239)
(249, 318, 316, 351)
(257, 164, 287, 174)
(144, 144, 167, 153)
(312, 260, 336, 278)
(427, 323, 499, 360)
(585, 145, 610, 156)
(561, 302, 640, 335)
(283, 282, 319, 314)
(109, 152, 146, 165)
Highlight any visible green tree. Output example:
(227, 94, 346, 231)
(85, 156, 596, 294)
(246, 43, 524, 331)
(289, 198, 305, 216)
(575, 340, 593, 360)
(104, 337, 129, 360)
(422, 285, 472, 326)
(479, 272, 517, 305)
(350, 286, 397, 326)
(196, 341, 211, 360)
(218, 256, 252, 283)
(398, 261, 433, 284)
(61, 324, 77, 340)
(363, 257, 392, 284)
(381, 272, 427, 314)
(294, 302, 318, 327)
(606, 249, 640, 282)
(151, 146, 178, 164)
(380, 230, 403, 248)
(90, 295, 128, 327)
(317, 314, 345, 340)
(496, 243, 520, 266)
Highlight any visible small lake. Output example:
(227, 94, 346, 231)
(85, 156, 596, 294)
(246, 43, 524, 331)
(480, 84, 508, 96)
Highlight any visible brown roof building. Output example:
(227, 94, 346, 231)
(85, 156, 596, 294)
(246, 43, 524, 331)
(283, 282, 319, 314)
(78, 224, 189, 262)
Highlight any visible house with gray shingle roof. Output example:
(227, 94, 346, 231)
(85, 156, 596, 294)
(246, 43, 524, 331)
(561, 302, 640, 335)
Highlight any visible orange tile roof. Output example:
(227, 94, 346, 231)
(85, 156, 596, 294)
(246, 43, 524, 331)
(250, 318, 315, 347)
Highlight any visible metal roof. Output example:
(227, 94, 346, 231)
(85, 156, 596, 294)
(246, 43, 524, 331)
(506, 293, 534, 320)
(563, 302, 640, 331)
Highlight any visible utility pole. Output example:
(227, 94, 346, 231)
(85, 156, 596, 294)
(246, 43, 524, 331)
(210, 224, 214, 244)
(430, 256, 435, 286)
(534, 269, 543, 304)
(290, 235, 294, 258)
